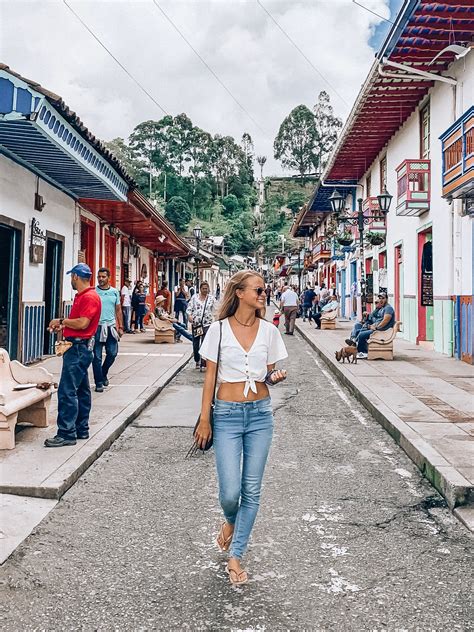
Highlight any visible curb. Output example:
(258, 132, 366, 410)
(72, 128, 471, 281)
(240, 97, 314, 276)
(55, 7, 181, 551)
(295, 322, 473, 515)
(1, 351, 193, 501)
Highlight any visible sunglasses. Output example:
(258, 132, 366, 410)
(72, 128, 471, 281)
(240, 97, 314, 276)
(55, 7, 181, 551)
(251, 287, 265, 296)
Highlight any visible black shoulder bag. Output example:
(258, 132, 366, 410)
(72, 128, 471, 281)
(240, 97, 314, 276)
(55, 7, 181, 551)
(186, 320, 222, 458)
(192, 295, 208, 339)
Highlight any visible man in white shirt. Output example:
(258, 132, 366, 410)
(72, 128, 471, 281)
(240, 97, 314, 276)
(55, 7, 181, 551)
(280, 285, 299, 335)
(120, 279, 133, 333)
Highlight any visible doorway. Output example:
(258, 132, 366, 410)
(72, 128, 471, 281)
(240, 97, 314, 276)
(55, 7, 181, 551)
(394, 245, 403, 323)
(43, 236, 63, 355)
(0, 222, 22, 360)
(104, 232, 116, 286)
(80, 218, 96, 282)
(417, 231, 434, 345)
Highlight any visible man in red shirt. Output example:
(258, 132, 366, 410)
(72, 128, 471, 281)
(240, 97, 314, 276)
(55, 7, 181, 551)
(44, 263, 101, 448)
(155, 280, 172, 313)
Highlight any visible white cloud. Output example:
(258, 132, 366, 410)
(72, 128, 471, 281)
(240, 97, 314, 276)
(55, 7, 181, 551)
(0, 0, 389, 175)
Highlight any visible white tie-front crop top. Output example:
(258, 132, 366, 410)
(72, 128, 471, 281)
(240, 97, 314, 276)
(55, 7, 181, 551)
(199, 318, 288, 397)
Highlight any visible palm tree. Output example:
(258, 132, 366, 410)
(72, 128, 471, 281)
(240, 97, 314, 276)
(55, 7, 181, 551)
(256, 155, 267, 180)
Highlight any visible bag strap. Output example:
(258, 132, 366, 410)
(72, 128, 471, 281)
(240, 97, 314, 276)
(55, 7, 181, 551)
(211, 320, 223, 405)
(200, 295, 209, 328)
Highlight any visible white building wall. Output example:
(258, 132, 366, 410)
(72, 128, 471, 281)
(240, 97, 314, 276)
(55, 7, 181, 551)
(0, 154, 77, 303)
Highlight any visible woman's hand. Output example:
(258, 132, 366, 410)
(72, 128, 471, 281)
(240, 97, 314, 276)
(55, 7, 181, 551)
(194, 417, 212, 449)
(269, 369, 287, 384)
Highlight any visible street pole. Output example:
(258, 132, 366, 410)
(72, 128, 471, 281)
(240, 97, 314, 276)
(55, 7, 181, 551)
(357, 197, 366, 313)
(298, 248, 302, 295)
(195, 241, 200, 293)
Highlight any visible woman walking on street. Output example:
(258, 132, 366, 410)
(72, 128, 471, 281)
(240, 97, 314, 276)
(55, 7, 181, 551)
(187, 281, 216, 369)
(196, 270, 288, 585)
(132, 282, 147, 332)
(174, 278, 190, 327)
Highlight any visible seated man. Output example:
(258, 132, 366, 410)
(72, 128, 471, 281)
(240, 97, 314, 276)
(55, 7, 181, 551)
(314, 296, 339, 329)
(155, 296, 193, 342)
(345, 299, 382, 346)
(356, 293, 395, 359)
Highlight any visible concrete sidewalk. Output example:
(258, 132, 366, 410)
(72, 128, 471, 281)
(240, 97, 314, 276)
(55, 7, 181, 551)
(0, 328, 192, 563)
(295, 318, 474, 530)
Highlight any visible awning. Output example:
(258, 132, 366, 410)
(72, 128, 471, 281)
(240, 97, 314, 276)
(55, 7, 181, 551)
(0, 65, 133, 201)
(323, 0, 474, 182)
(79, 190, 190, 258)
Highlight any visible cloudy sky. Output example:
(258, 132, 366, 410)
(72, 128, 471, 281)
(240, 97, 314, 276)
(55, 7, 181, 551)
(1, 0, 403, 175)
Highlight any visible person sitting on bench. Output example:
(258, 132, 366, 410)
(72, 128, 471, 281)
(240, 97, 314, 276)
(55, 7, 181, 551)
(155, 296, 193, 342)
(314, 296, 339, 329)
(354, 293, 395, 359)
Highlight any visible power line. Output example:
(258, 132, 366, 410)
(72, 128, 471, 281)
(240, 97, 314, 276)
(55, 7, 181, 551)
(255, 0, 350, 110)
(352, 0, 394, 25)
(151, 0, 269, 137)
(62, 0, 168, 116)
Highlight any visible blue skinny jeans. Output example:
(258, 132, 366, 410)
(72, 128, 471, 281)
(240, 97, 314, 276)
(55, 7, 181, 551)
(173, 322, 193, 341)
(57, 341, 93, 440)
(213, 397, 274, 560)
(92, 327, 119, 387)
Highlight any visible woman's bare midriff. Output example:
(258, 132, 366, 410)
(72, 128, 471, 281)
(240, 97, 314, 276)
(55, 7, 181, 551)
(217, 381, 269, 403)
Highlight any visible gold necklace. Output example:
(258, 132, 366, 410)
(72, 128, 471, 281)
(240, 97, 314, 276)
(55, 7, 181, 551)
(233, 314, 256, 328)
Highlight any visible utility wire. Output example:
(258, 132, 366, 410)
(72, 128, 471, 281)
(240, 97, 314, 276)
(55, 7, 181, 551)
(151, 0, 269, 137)
(352, 1, 394, 25)
(63, 0, 168, 116)
(255, 0, 349, 110)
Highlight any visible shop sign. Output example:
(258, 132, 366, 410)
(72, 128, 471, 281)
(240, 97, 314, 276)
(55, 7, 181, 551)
(421, 273, 433, 306)
(30, 217, 46, 264)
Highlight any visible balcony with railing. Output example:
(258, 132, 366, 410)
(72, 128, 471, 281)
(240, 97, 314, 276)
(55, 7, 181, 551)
(396, 159, 430, 216)
(312, 239, 331, 263)
(362, 196, 386, 231)
(440, 106, 474, 200)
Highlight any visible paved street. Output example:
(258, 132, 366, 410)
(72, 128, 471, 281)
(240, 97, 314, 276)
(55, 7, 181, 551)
(1, 330, 472, 631)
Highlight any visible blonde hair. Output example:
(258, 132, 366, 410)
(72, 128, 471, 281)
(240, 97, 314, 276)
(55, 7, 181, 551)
(217, 270, 265, 321)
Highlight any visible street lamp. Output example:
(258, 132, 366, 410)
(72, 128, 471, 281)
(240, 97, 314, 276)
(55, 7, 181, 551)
(329, 188, 393, 311)
(193, 225, 202, 292)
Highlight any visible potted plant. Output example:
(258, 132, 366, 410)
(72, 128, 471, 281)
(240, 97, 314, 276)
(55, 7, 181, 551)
(336, 232, 353, 247)
(366, 231, 385, 246)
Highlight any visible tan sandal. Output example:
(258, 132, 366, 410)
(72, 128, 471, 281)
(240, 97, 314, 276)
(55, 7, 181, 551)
(226, 564, 248, 586)
(216, 522, 233, 552)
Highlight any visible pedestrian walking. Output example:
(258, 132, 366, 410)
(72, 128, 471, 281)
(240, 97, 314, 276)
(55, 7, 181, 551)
(44, 263, 101, 447)
(92, 268, 123, 393)
(120, 278, 133, 333)
(302, 285, 316, 322)
(265, 284, 272, 306)
(196, 270, 288, 585)
(174, 279, 190, 327)
(279, 285, 299, 335)
(186, 281, 216, 369)
(132, 282, 147, 332)
(215, 283, 221, 301)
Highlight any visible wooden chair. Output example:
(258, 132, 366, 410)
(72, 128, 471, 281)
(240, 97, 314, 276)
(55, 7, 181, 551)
(320, 309, 338, 330)
(0, 348, 55, 449)
(367, 321, 402, 360)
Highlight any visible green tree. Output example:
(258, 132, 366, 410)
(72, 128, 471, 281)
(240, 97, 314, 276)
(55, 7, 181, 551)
(286, 190, 306, 215)
(164, 196, 192, 233)
(273, 105, 318, 183)
(222, 194, 240, 218)
(313, 91, 342, 174)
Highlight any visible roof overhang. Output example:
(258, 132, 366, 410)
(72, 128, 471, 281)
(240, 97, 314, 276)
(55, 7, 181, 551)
(322, 0, 474, 183)
(79, 190, 190, 258)
(0, 66, 132, 201)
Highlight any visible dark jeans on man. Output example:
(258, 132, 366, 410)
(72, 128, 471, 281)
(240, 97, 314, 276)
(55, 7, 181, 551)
(56, 341, 93, 440)
(93, 327, 119, 387)
(303, 304, 313, 321)
(122, 306, 131, 332)
(193, 326, 210, 365)
(174, 299, 188, 328)
(357, 329, 373, 353)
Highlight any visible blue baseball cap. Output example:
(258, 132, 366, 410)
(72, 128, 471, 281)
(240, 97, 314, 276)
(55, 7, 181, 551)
(67, 263, 92, 278)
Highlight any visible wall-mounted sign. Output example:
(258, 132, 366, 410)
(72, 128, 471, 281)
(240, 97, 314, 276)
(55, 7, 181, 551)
(421, 273, 433, 307)
(140, 263, 147, 279)
(29, 217, 46, 264)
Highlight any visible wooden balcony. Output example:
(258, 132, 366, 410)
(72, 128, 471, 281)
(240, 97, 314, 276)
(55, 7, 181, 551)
(396, 159, 430, 217)
(312, 240, 331, 263)
(362, 197, 386, 232)
(440, 106, 474, 200)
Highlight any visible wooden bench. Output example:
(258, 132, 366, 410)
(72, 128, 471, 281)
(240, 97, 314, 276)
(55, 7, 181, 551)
(0, 348, 55, 449)
(321, 309, 338, 330)
(150, 314, 175, 344)
(367, 321, 402, 360)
